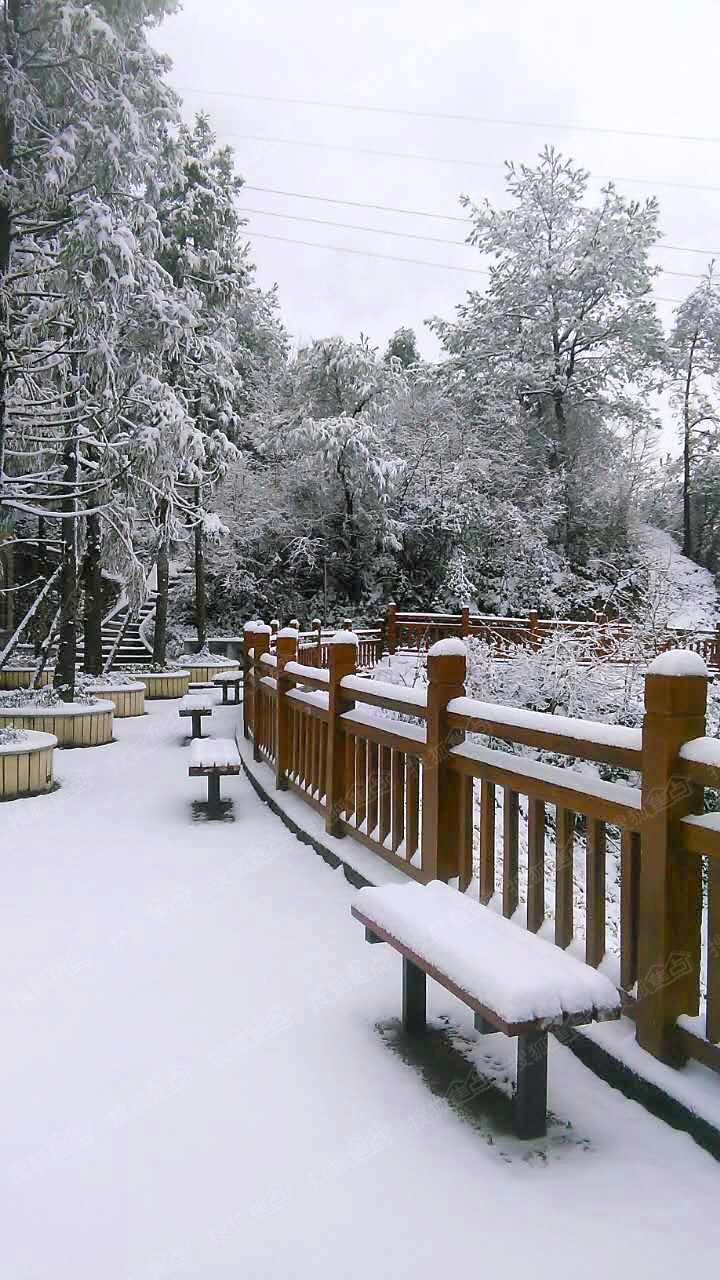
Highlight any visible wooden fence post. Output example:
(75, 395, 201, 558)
(422, 638, 472, 885)
(275, 626, 298, 790)
(460, 605, 470, 637)
(269, 618, 279, 637)
(242, 621, 258, 740)
(386, 602, 397, 655)
(714, 622, 720, 671)
(252, 624, 271, 763)
(325, 631, 357, 837)
(529, 609, 540, 650)
(636, 650, 707, 1064)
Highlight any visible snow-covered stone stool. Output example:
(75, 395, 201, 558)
(178, 693, 214, 740)
(352, 880, 621, 1139)
(188, 738, 241, 809)
(212, 671, 243, 704)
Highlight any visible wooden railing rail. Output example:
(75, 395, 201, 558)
(243, 618, 720, 1077)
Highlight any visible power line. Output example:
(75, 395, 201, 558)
(176, 86, 720, 147)
(241, 228, 688, 301)
(242, 229, 490, 275)
(240, 205, 709, 281)
(243, 185, 720, 259)
(223, 131, 720, 196)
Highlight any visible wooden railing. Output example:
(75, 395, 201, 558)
(242, 620, 720, 1077)
(382, 603, 720, 669)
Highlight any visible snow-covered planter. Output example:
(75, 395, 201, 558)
(0, 728, 57, 799)
(0, 666, 54, 691)
(136, 670, 191, 700)
(81, 680, 146, 718)
(179, 651, 240, 684)
(0, 689, 114, 748)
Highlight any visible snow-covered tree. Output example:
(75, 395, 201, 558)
(432, 147, 664, 563)
(668, 264, 720, 559)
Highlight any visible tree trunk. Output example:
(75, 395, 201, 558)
(83, 509, 103, 674)
(0, 2, 19, 498)
(32, 515, 50, 656)
(194, 483, 207, 651)
(682, 332, 698, 559)
(53, 422, 79, 700)
(152, 499, 170, 668)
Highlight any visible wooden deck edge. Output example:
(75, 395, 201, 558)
(553, 1024, 720, 1163)
(237, 735, 374, 891)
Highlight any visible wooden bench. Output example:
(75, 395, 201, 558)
(178, 694, 214, 740)
(188, 738, 241, 808)
(351, 880, 621, 1139)
(213, 671, 243, 704)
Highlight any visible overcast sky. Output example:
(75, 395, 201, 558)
(154, 0, 720, 447)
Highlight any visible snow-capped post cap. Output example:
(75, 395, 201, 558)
(312, 617, 322, 628)
(276, 626, 299, 639)
(329, 630, 359, 646)
(254, 623, 272, 636)
(428, 637, 468, 659)
(289, 618, 300, 629)
(647, 649, 708, 678)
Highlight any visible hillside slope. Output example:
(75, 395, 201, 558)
(637, 525, 719, 629)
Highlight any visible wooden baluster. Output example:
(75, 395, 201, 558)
(301, 711, 309, 789)
(379, 745, 391, 845)
(707, 859, 720, 1044)
(585, 818, 606, 967)
(367, 741, 379, 836)
(325, 634, 357, 836)
(555, 807, 574, 949)
(321, 721, 329, 803)
(391, 750, 405, 853)
(479, 780, 495, 904)
(457, 774, 473, 892)
(344, 732, 356, 821)
(620, 830, 640, 989)
(356, 737, 367, 830)
(527, 797, 545, 932)
(503, 787, 519, 918)
(405, 754, 419, 860)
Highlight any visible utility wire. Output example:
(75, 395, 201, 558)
(176, 86, 720, 147)
(223, 131, 720, 196)
(239, 205, 711, 281)
(242, 228, 688, 301)
(242, 185, 720, 258)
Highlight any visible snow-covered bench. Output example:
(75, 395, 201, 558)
(351, 880, 621, 1139)
(188, 738, 241, 808)
(213, 670, 243, 704)
(178, 693, 214, 739)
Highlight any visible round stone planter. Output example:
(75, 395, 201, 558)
(0, 730, 57, 799)
(182, 662, 241, 684)
(88, 681, 146, 718)
(137, 670, 190, 700)
(0, 667, 53, 691)
(0, 700, 114, 747)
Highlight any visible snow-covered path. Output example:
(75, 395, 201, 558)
(1, 698, 717, 1278)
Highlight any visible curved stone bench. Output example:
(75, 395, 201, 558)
(0, 730, 57, 799)
(0, 700, 114, 747)
(183, 661, 241, 684)
(89, 681, 146, 718)
(137, 670, 190, 700)
(0, 667, 53, 691)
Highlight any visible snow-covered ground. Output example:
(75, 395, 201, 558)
(2, 697, 718, 1279)
(638, 524, 719, 628)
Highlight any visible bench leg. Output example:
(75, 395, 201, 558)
(402, 958, 426, 1033)
(191, 712, 202, 739)
(222, 687, 228, 704)
(514, 1031, 548, 1139)
(207, 774, 221, 810)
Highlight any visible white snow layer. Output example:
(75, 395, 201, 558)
(447, 696, 642, 753)
(647, 649, 708, 677)
(354, 881, 620, 1024)
(428, 637, 468, 657)
(3, 699, 719, 1278)
(638, 524, 719, 628)
(679, 736, 720, 767)
(189, 738, 240, 769)
(341, 674, 428, 709)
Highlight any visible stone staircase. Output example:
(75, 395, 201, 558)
(76, 591, 158, 668)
